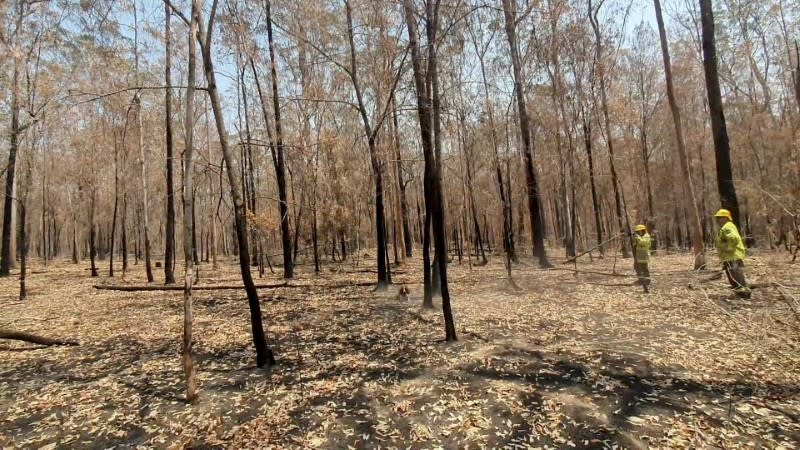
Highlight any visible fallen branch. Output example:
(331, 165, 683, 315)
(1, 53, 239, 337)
(0, 329, 79, 346)
(549, 267, 630, 278)
(563, 233, 624, 264)
(94, 281, 377, 292)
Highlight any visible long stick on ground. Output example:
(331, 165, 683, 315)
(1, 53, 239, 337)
(563, 233, 624, 264)
(93, 281, 377, 292)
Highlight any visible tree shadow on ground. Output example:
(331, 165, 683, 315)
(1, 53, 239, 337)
(4, 286, 799, 449)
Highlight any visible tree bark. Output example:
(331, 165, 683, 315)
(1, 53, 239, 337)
(0, 61, 21, 277)
(403, 0, 457, 340)
(164, 1, 177, 285)
(0, 330, 78, 346)
(265, 0, 294, 279)
(655, 0, 706, 269)
(191, 0, 275, 367)
(110, 136, 119, 277)
(589, 0, 630, 258)
(699, 0, 741, 226)
(134, 2, 154, 283)
(501, 0, 551, 268)
(181, 0, 198, 402)
(344, 0, 390, 288)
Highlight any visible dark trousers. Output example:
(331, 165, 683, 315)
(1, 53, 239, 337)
(723, 259, 749, 291)
(634, 262, 650, 287)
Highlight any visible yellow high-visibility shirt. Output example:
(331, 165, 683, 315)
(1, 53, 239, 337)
(633, 232, 651, 263)
(716, 221, 746, 262)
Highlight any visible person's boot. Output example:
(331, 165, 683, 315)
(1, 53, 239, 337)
(643, 285, 650, 294)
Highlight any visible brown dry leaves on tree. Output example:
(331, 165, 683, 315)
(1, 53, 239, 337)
(0, 251, 799, 449)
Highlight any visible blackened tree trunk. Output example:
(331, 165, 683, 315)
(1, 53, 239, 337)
(501, 0, 551, 268)
(0, 63, 21, 277)
(403, 0, 457, 340)
(18, 156, 31, 300)
(121, 194, 128, 274)
(426, 0, 456, 340)
(389, 94, 406, 263)
(589, 0, 630, 257)
(655, 0, 706, 269)
(462, 119, 487, 265)
(110, 137, 119, 277)
(582, 109, 604, 254)
(178, 0, 275, 367)
(344, 0, 392, 289)
(89, 184, 98, 277)
(391, 94, 413, 259)
(265, 0, 294, 279)
(18, 202, 26, 300)
(470, 26, 515, 263)
(164, 1, 177, 284)
(699, 0, 741, 226)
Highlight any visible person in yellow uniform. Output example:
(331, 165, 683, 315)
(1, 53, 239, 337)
(632, 224, 652, 293)
(714, 209, 751, 299)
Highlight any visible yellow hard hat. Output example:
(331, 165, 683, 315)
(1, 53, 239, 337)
(635, 224, 647, 232)
(714, 209, 732, 219)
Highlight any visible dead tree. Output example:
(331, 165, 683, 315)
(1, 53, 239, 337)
(699, 0, 741, 226)
(164, 0, 177, 285)
(179, 0, 198, 403)
(133, 3, 154, 283)
(403, 0, 457, 341)
(168, 0, 276, 368)
(265, 0, 294, 279)
(501, 0, 552, 268)
(343, 0, 399, 289)
(654, 0, 705, 269)
(588, 0, 631, 258)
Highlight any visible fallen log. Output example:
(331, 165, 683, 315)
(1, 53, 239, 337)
(0, 329, 79, 346)
(94, 281, 377, 292)
(549, 267, 630, 278)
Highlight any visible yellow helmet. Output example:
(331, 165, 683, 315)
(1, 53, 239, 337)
(635, 224, 647, 232)
(714, 209, 732, 220)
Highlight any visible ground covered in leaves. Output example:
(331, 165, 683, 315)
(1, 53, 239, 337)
(1, 249, 799, 449)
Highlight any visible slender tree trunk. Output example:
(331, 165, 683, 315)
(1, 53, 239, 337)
(110, 138, 119, 277)
(121, 194, 128, 274)
(133, 2, 154, 283)
(426, 0, 456, 340)
(699, 0, 741, 226)
(191, 188, 199, 264)
(194, 0, 275, 367)
(403, 0, 457, 339)
(164, 2, 177, 284)
(265, 0, 293, 279)
(89, 186, 98, 278)
(462, 120, 486, 264)
(344, 1, 390, 288)
(18, 201, 26, 300)
(589, 0, 630, 257)
(181, 1, 198, 403)
(391, 95, 413, 259)
(473, 34, 515, 263)
(655, 0, 706, 269)
(582, 113, 604, 254)
(501, 0, 551, 268)
(0, 63, 21, 277)
(18, 155, 31, 300)
(389, 97, 405, 265)
(41, 142, 48, 268)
